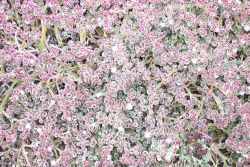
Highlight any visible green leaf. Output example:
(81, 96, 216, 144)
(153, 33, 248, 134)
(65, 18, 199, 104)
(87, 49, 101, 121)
(80, 27, 87, 43)
(37, 22, 47, 50)
(156, 82, 162, 89)
(202, 154, 210, 164)
(37, 39, 44, 51)
(54, 26, 62, 47)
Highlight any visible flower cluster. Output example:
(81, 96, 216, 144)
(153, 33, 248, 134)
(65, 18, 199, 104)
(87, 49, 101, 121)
(0, 0, 249, 166)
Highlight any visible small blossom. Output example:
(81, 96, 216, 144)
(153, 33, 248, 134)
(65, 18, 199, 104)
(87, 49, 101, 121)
(111, 67, 117, 73)
(144, 132, 151, 139)
(118, 126, 125, 132)
(25, 123, 31, 129)
(126, 103, 133, 110)
(243, 24, 250, 32)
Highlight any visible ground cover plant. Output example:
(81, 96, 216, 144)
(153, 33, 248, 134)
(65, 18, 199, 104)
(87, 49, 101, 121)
(0, 0, 249, 166)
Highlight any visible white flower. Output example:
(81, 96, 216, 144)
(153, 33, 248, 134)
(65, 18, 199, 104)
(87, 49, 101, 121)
(168, 19, 174, 25)
(126, 103, 133, 110)
(112, 45, 118, 52)
(50, 100, 56, 105)
(95, 92, 103, 98)
(36, 128, 42, 133)
(192, 48, 197, 53)
(232, 48, 238, 53)
(111, 67, 117, 73)
(25, 123, 31, 129)
(51, 160, 57, 166)
(107, 155, 112, 160)
(165, 138, 173, 145)
(241, 40, 246, 44)
(29, 59, 35, 64)
(144, 132, 151, 138)
(156, 154, 162, 161)
(238, 91, 245, 95)
(118, 126, 124, 132)
(48, 146, 53, 152)
(215, 27, 220, 32)
(20, 90, 25, 95)
(160, 22, 167, 28)
(191, 58, 198, 64)
(236, 0, 242, 4)
(243, 25, 250, 32)
(97, 17, 103, 26)
(91, 123, 96, 128)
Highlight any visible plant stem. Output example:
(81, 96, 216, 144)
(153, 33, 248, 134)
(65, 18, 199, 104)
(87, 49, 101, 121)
(80, 27, 87, 43)
(1, 79, 20, 108)
(54, 25, 63, 47)
(209, 85, 224, 113)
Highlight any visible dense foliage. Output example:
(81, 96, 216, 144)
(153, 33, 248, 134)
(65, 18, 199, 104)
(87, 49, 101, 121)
(0, 0, 249, 166)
